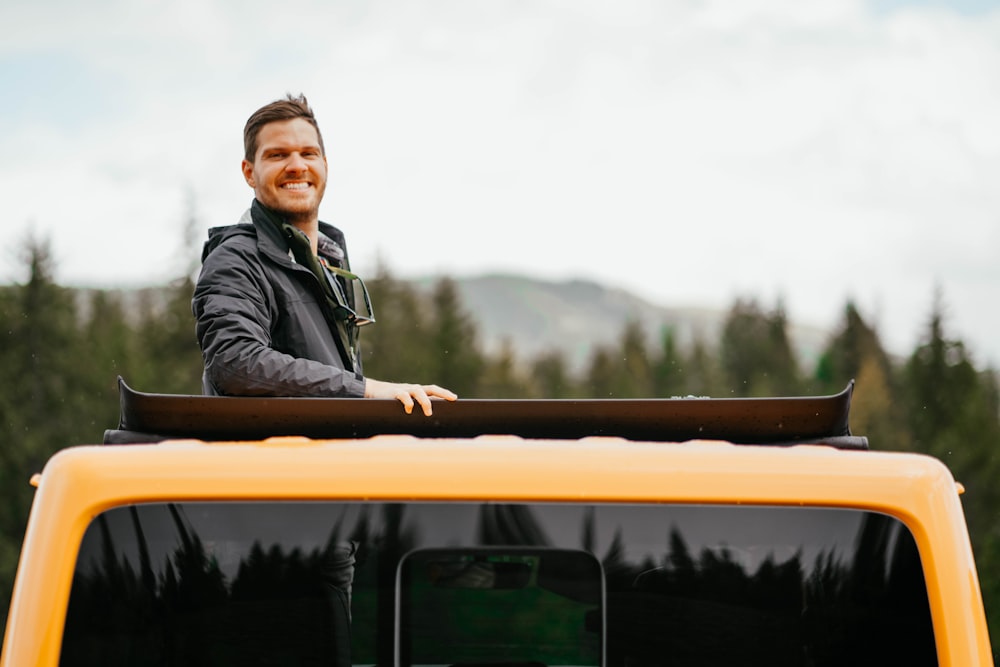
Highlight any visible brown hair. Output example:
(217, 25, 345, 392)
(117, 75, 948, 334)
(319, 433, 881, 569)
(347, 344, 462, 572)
(243, 93, 325, 162)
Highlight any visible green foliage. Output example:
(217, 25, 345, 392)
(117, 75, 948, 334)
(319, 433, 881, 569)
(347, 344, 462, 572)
(129, 278, 203, 395)
(652, 328, 687, 398)
(679, 336, 725, 398)
(361, 270, 486, 395)
(428, 278, 485, 396)
(360, 264, 437, 383)
(900, 296, 1000, 644)
(478, 339, 530, 398)
(530, 350, 577, 399)
(583, 347, 618, 398)
(814, 302, 908, 451)
(580, 322, 655, 398)
(903, 298, 987, 456)
(0, 236, 90, 630)
(0, 235, 203, 639)
(611, 320, 655, 398)
(720, 298, 800, 397)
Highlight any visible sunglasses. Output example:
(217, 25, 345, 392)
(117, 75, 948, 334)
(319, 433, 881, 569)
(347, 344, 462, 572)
(322, 263, 376, 327)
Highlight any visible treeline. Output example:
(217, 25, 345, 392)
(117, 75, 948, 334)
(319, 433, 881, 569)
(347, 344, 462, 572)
(1, 237, 999, 648)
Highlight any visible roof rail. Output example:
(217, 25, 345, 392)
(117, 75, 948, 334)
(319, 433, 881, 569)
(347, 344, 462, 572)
(104, 378, 866, 450)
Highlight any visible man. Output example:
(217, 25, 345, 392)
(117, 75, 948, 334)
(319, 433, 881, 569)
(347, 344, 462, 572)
(192, 94, 456, 415)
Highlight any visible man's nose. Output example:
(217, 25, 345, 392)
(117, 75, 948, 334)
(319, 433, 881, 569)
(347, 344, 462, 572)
(285, 152, 308, 172)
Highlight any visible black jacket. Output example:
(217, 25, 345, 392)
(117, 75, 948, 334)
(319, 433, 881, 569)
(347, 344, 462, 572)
(192, 200, 366, 397)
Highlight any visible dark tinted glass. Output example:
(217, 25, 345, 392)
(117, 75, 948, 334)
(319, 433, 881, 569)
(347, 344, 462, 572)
(62, 503, 936, 667)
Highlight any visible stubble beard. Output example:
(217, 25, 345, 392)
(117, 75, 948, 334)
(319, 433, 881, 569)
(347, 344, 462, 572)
(266, 183, 325, 227)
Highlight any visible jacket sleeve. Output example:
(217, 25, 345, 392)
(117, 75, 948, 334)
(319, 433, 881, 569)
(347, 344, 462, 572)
(192, 238, 366, 398)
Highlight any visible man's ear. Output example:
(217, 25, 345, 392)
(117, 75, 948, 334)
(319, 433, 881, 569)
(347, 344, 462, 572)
(241, 159, 255, 188)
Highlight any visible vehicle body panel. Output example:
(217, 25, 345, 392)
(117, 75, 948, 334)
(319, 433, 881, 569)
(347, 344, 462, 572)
(1, 435, 992, 665)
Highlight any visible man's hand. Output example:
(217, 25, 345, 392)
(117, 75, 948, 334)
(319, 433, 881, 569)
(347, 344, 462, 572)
(363, 378, 458, 416)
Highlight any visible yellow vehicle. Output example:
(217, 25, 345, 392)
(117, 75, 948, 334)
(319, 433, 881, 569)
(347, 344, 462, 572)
(1, 381, 992, 666)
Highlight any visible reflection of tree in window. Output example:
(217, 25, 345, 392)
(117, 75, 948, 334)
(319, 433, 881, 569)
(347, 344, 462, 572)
(600, 514, 934, 666)
(63, 506, 350, 666)
(61, 503, 937, 667)
(478, 504, 551, 546)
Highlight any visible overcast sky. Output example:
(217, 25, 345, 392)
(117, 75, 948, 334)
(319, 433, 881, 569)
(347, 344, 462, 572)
(2, 0, 998, 367)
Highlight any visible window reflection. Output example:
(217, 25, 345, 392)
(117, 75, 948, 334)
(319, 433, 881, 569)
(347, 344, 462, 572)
(62, 502, 936, 667)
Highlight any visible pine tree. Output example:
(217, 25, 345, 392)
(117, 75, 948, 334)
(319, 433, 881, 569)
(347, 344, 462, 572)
(683, 336, 723, 398)
(77, 290, 135, 436)
(530, 350, 576, 399)
(814, 302, 906, 450)
(903, 292, 986, 456)
(609, 320, 654, 398)
(850, 355, 905, 450)
(428, 277, 484, 396)
(0, 235, 87, 634)
(652, 327, 687, 398)
(579, 321, 657, 398)
(719, 298, 800, 397)
(765, 301, 801, 395)
(583, 347, 617, 397)
(131, 278, 202, 395)
(478, 339, 530, 398)
(360, 266, 435, 383)
(902, 291, 1000, 645)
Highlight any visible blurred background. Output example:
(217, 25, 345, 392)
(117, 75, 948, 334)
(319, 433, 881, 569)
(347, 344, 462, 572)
(2, 0, 999, 653)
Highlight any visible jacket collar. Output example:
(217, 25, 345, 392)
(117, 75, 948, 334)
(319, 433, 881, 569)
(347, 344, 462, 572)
(248, 199, 349, 269)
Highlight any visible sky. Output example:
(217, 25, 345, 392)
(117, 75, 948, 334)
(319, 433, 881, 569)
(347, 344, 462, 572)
(2, 0, 999, 368)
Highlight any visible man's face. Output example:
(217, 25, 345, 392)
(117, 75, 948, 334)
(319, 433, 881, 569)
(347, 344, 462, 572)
(242, 118, 328, 223)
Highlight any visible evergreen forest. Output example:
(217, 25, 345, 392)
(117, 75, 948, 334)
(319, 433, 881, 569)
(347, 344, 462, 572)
(1, 235, 999, 653)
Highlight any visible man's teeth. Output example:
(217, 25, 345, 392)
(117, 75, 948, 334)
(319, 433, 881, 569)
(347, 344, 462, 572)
(282, 182, 309, 190)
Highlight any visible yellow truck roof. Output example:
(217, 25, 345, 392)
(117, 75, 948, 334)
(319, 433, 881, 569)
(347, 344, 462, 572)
(2, 436, 992, 666)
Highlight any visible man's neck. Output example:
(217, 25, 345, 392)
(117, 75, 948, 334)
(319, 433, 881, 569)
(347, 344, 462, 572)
(253, 200, 322, 255)
(286, 217, 320, 255)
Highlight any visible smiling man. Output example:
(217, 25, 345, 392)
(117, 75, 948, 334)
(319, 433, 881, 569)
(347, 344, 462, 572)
(192, 94, 456, 415)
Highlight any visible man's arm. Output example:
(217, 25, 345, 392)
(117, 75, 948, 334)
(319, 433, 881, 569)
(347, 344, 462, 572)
(193, 238, 366, 398)
(193, 236, 458, 414)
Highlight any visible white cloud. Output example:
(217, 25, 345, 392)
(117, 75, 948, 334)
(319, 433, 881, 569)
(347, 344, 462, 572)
(1, 0, 998, 366)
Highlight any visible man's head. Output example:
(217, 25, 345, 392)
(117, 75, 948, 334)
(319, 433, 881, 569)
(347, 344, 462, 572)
(243, 94, 325, 162)
(242, 94, 328, 226)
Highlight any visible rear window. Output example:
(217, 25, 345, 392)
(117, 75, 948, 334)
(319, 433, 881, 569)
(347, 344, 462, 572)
(61, 502, 936, 666)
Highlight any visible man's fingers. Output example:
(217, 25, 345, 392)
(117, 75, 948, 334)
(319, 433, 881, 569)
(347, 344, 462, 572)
(365, 378, 457, 416)
(395, 389, 415, 415)
(424, 385, 458, 401)
(411, 387, 433, 416)
(396, 385, 450, 416)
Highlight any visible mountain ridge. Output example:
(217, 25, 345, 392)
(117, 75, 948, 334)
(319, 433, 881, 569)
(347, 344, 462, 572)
(415, 273, 831, 373)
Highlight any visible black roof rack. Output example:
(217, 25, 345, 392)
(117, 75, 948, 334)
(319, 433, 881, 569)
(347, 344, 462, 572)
(104, 378, 866, 450)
